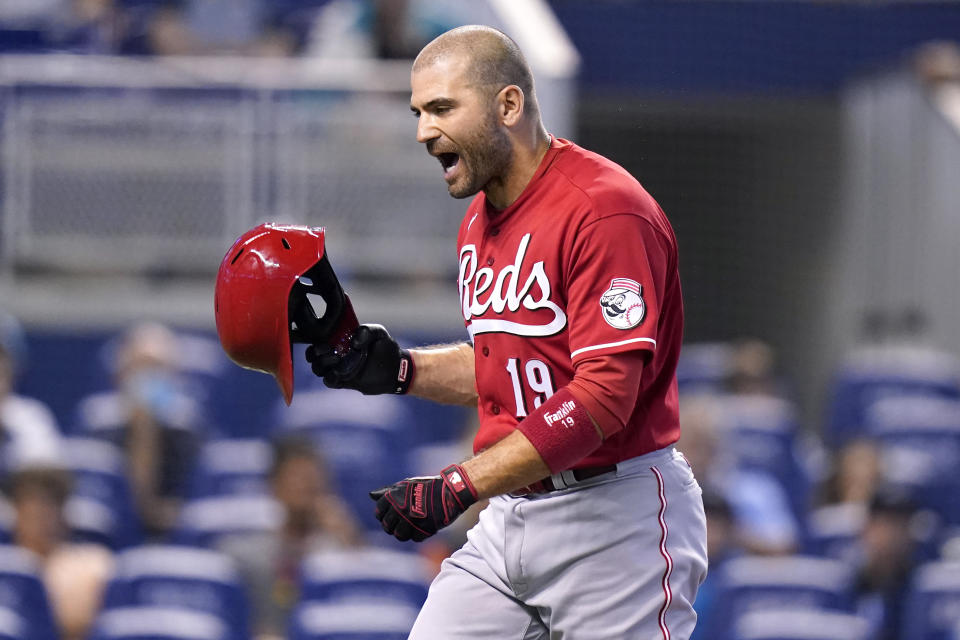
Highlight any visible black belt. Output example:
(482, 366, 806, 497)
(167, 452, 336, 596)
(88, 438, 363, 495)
(511, 464, 618, 497)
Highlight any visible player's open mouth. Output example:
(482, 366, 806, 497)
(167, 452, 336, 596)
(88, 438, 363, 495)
(438, 153, 460, 178)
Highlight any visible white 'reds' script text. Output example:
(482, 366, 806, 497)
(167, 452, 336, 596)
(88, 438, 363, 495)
(459, 233, 567, 338)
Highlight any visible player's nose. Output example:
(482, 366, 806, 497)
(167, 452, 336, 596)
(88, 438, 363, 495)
(416, 115, 440, 145)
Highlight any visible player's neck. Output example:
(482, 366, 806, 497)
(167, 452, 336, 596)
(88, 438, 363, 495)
(484, 129, 551, 211)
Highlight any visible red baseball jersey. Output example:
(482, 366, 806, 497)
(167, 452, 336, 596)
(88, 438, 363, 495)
(457, 137, 683, 468)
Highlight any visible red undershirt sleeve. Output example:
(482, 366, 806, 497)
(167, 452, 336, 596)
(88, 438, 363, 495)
(566, 350, 647, 439)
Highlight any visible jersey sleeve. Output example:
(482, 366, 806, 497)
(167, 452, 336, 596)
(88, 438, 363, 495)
(565, 213, 673, 366)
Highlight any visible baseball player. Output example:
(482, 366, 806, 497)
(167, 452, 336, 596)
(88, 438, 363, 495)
(306, 25, 708, 639)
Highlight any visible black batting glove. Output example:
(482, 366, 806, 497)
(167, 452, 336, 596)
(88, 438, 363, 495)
(369, 464, 478, 542)
(305, 324, 414, 395)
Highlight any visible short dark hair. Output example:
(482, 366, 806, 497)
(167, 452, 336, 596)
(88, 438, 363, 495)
(268, 435, 321, 479)
(869, 485, 916, 517)
(5, 467, 72, 505)
(414, 26, 539, 119)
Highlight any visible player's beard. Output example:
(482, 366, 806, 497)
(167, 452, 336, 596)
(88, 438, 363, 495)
(447, 112, 513, 200)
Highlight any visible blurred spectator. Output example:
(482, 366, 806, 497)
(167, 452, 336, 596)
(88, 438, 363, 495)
(55, 0, 125, 53)
(76, 322, 201, 538)
(217, 436, 362, 640)
(5, 468, 114, 640)
(303, 0, 467, 59)
(854, 488, 923, 640)
(818, 438, 882, 507)
(724, 338, 780, 397)
(0, 312, 64, 476)
(0, 0, 126, 53)
(914, 40, 960, 87)
(134, 0, 311, 57)
(678, 396, 800, 555)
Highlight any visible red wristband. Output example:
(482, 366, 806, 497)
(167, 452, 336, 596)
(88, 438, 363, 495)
(516, 388, 603, 474)
(441, 463, 478, 505)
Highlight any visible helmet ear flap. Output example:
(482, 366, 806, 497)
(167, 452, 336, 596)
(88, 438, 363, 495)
(288, 252, 358, 354)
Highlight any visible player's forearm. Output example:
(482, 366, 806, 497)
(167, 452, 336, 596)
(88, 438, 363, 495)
(460, 389, 606, 499)
(460, 430, 550, 499)
(409, 342, 478, 406)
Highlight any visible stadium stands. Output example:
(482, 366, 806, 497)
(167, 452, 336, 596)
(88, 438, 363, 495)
(0, 545, 58, 640)
(900, 560, 960, 640)
(730, 608, 872, 640)
(102, 545, 250, 640)
(87, 607, 229, 640)
(299, 548, 433, 608)
(173, 494, 283, 548)
(826, 344, 960, 446)
(864, 395, 960, 524)
(804, 502, 866, 565)
(0, 606, 26, 640)
(186, 439, 272, 500)
(62, 437, 143, 550)
(276, 389, 417, 533)
(287, 600, 420, 640)
(708, 555, 857, 640)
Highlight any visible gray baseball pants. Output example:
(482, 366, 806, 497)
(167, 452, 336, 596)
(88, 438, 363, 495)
(409, 446, 709, 639)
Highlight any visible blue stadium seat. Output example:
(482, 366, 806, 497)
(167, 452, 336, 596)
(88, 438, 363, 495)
(62, 437, 143, 550)
(186, 439, 271, 500)
(0, 29, 48, 53)
(715, 395, 812, 525)
(826, 344, 960, 446)
(804, 503, 866, 565)
(0, 546, 59, 640)
(88, 606, 229, 640)
(900, 560, 960, 640)
(676, 342, 735, 393)
(0, 607, 27, 640)
(173, 494, 283, 548)
(299, 548, 432, 608)
(729, 608, 872, 640)
(709, 555, 857, 640)
(277, 390, 416, 533)
(864, 395, 960, 524)
(102, 545, 250, 640)
(288, 601, 420, 640)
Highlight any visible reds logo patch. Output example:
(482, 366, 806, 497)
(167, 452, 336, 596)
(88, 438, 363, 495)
(600, 278, 645, 329)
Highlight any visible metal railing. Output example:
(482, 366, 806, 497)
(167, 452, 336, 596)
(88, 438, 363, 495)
(0, 55, 469, 278)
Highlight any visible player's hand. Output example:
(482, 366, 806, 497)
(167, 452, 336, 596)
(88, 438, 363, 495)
(369, 464, 478, 542)
(305, 324, 413, 395)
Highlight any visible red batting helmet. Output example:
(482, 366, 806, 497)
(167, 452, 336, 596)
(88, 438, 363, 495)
(214, 223, 358, 405)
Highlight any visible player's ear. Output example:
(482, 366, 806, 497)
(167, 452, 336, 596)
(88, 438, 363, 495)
(497, 85, 524, 127)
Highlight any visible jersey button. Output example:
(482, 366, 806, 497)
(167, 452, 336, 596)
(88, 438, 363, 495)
(486, 257, 495, 266)
(491, 404, 501, 415)
(482, 346, 490, 357)
(491, 227, 500, 236)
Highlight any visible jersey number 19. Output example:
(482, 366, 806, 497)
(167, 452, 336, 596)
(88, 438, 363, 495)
(505, 358, 556, 418)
